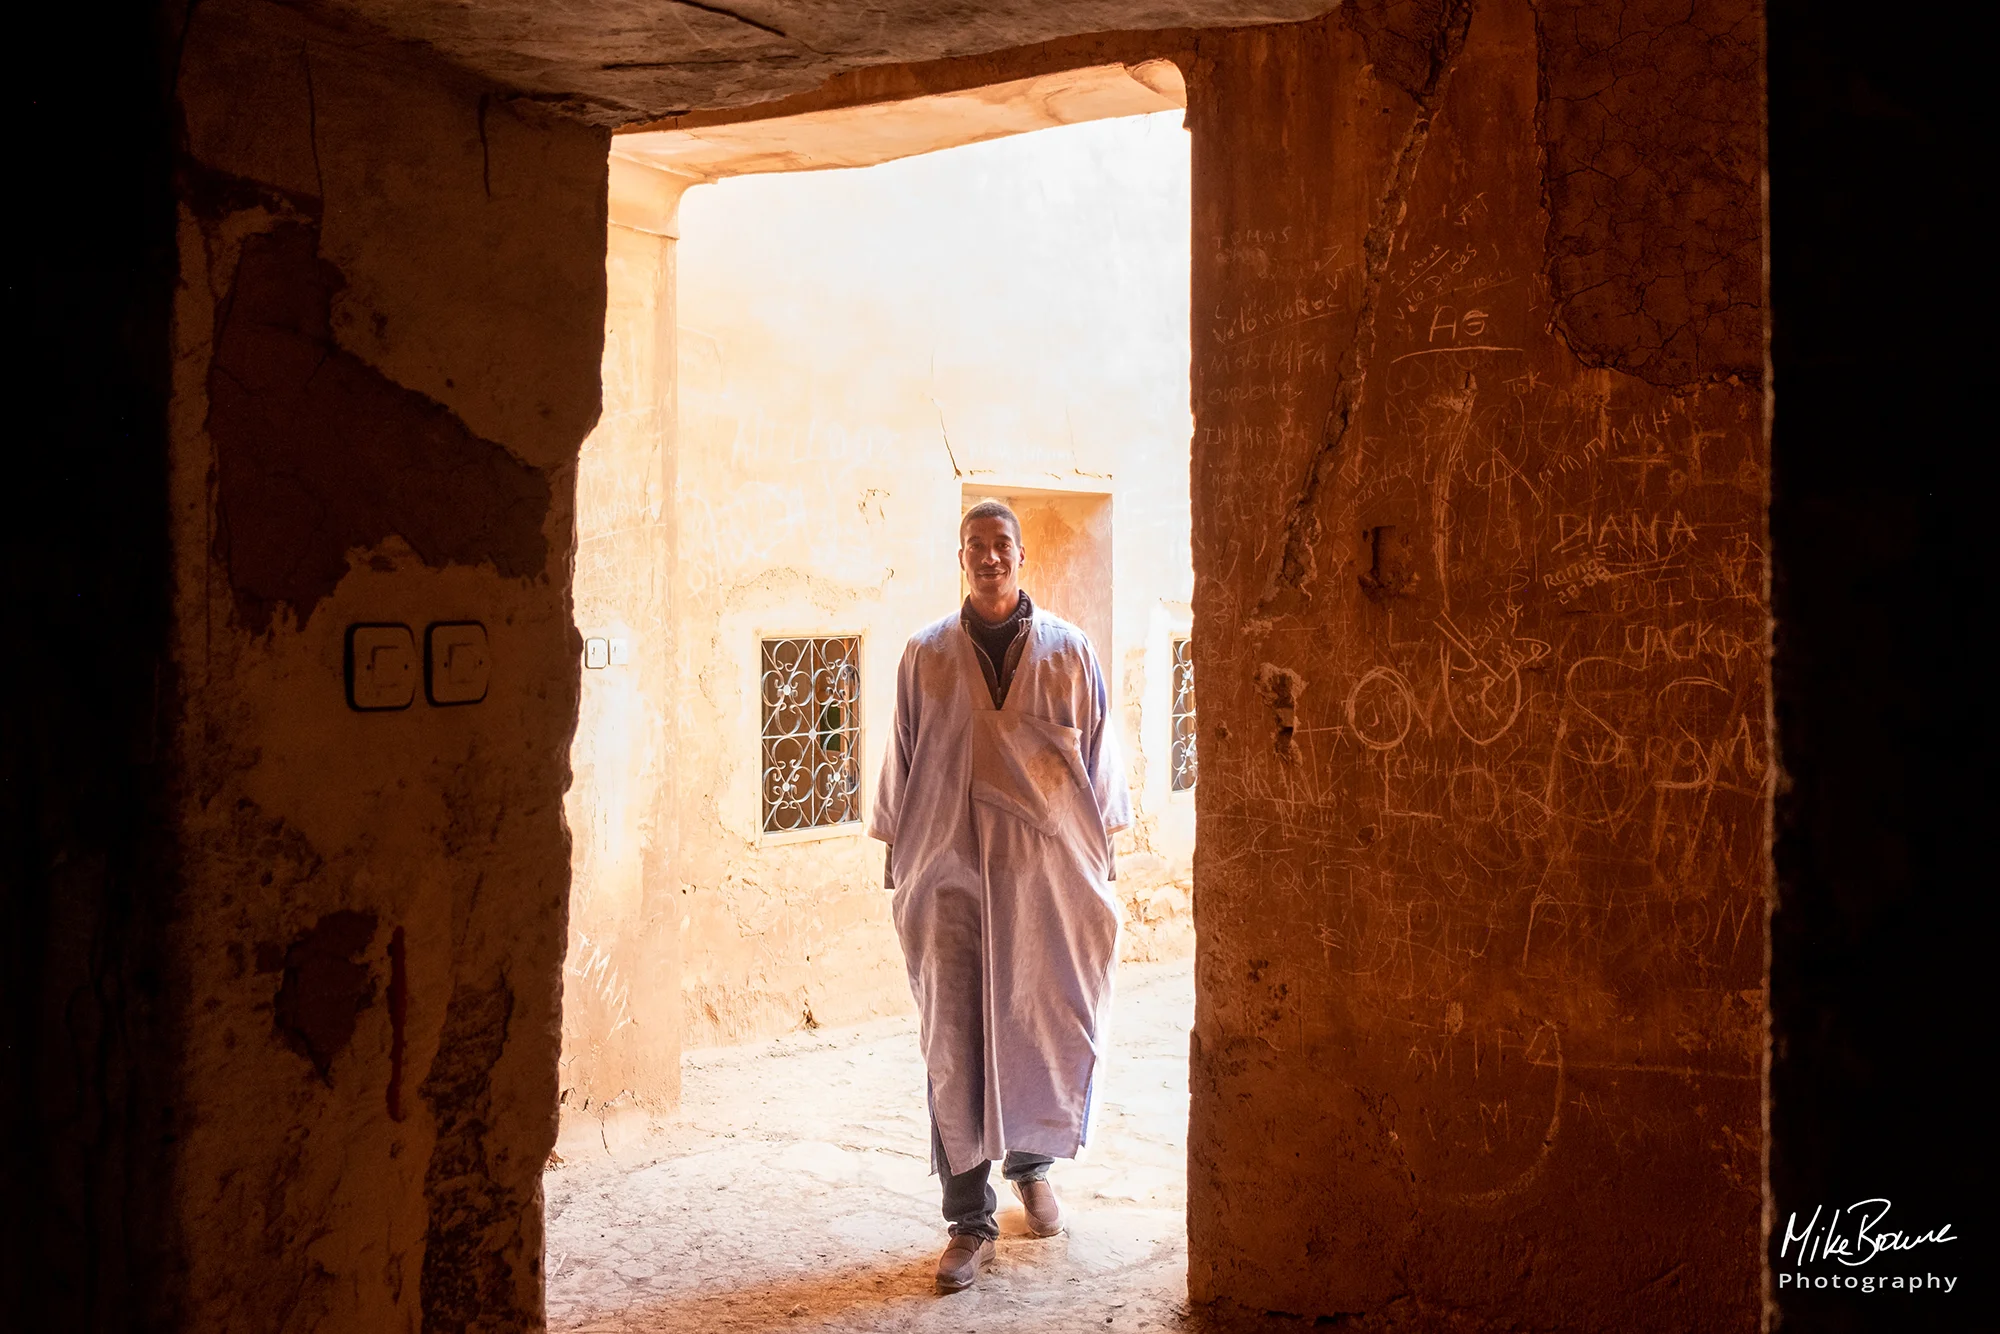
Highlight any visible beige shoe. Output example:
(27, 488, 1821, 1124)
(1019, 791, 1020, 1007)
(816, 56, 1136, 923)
(935, 1233, 994, 1292)
(1013, 1178, 1064, 1237)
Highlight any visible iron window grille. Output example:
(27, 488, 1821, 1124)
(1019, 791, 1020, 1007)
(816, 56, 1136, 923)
(761, 636, 862, 833)
(1170, 636, 1197, 792)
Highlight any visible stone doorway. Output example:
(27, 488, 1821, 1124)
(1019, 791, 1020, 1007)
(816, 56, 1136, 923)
(554, 83, 1199, 1327)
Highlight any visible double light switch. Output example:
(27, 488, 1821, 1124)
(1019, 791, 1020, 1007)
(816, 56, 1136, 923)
(583, 636, 631, 669)
(346, 622, 490, 712)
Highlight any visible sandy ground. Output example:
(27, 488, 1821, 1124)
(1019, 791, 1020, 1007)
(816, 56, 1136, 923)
(546, 958, 1196, 1333)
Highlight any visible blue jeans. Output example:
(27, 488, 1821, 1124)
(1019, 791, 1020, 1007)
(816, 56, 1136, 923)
(932, 1115, 1053, 1240)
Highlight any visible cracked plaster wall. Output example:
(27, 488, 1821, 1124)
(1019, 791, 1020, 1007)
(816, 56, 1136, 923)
(169, 1, 606, 1328)
(1182, 2, 1766, 1328)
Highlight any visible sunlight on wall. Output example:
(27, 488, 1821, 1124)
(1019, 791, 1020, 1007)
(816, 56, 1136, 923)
(672, 111, 1195, 1047)
(568, 110, 1193, 1091)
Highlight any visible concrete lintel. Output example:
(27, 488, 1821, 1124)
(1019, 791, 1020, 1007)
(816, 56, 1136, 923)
(613, 59, 1186, 183)
(962, 474, 1118, 498)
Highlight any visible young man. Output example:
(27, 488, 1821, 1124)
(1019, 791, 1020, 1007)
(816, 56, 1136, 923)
(870, 500, 1132, 1293)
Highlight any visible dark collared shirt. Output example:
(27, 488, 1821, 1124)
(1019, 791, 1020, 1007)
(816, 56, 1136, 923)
(961, 590, 1033, 709)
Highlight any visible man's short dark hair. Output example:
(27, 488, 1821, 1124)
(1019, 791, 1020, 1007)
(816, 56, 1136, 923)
(961, 499, 1022, 544)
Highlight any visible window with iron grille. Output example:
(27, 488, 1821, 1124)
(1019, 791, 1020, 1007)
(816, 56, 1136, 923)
(1170, 636, 1197, 792)
(760, 636, 861, 833)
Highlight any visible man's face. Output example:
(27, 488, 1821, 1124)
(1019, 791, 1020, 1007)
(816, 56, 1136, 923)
(960, 516, 1024, 603)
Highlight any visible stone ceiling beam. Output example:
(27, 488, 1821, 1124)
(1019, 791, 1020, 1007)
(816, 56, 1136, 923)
(281, 0, 1338, 124)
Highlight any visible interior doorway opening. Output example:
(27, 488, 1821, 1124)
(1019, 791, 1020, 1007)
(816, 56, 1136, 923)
(961, 487, 1114, 691)
(552, 72, 1197, 1330)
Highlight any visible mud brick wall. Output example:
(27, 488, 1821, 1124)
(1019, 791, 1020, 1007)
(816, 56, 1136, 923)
(166, 2, 607, 1327)
(1183, 3, 1767, 1327)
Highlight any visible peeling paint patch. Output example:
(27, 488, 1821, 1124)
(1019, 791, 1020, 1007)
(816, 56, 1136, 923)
(206, 220, 551, 633)
(1359, 523, 1420, 599)
(1253, 663, 1307, 763)
(270, 909, 378, 1082)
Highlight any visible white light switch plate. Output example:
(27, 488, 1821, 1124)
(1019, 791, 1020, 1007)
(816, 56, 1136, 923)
(346, 624, 417, 711)
(608, 637, 630, 665)
(426, 621, 490, 706)
(584, 637, 609, 669)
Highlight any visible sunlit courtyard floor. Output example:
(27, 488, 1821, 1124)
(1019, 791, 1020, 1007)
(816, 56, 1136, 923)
(546, 958, 1194, 1333)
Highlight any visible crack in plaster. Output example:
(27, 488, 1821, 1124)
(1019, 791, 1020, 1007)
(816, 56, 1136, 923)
(1260, 0, 1473, 613)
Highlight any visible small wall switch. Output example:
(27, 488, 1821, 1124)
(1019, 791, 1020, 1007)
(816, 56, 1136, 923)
(608, 637, 631, 665)
(426, 621, 491, 706)
(584, 637, 609, 670)
(346, 624, 417, 712)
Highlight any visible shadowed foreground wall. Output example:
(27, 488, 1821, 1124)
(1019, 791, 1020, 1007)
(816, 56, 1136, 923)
(1183, 4, 1766, 1328)
(166, 0, 606, 1327)
(6, 2, 179, 1328)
